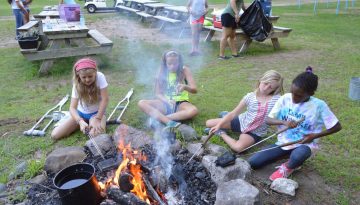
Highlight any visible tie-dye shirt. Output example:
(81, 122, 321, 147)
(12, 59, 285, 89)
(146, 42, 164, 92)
(268, 93, 339, 150)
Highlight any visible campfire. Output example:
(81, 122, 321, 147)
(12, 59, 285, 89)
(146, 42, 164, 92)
(27, 125, 217, 205)
(98, 139, 167, 204)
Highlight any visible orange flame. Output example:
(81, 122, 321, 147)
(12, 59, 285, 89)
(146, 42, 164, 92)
(98, 139, 152, 204)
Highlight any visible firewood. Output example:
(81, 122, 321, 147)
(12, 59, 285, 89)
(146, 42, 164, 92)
(118, 172, 134, 192)
(107, 187, 148, 205)
(142, 176, 166, 205)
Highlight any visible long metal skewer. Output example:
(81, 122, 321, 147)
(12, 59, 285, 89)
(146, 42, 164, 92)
(240, 117, 305, 153)
(241, 138, 304, 156)
(85, 129, 105, 160)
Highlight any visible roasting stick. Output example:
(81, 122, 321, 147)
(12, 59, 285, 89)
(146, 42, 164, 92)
(241, 138, 304, 156)
(240, 117, 305, 153)
(185, 132, 215, 165)
(85, 129, 105, 160)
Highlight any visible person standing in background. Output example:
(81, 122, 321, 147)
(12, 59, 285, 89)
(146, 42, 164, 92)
(22, 0, 32, 23)
(187, 0, 208, 56)
(218, 0, 246, 60)
(8, 0, 29, 39)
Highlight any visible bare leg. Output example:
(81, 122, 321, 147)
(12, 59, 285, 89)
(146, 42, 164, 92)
(205, 118, 232, 129)
(219, 27, 233, 57)
(220, 133, 255, 153)
(228, 29, 238, 55)
(51, 117, 79, 140)
(191, 24, 202, 53)
(166, 102, 198, 121)
(138, 99, 170, 124)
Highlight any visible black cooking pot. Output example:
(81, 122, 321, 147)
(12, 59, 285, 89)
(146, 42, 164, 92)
(53, 163, 102, 205)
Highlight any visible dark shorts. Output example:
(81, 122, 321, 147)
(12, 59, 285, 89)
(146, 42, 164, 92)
(77, 110, 98, 122)
(230, 117, 261, 143)
(164, 101, 188, 115)
(221, 13, 237, 29)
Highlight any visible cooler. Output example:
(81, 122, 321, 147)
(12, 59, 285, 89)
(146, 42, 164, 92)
(213, 15, 222, 29)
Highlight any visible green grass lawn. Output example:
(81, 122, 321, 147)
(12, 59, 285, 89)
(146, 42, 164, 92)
(0, 0, 359, 204)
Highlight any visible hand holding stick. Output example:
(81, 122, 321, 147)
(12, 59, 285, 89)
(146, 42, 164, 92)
(240, 117, 305, 153)
(185, 132, 214, 165)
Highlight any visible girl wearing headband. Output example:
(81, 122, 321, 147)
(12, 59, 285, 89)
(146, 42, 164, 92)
(51, 57, 109, 140)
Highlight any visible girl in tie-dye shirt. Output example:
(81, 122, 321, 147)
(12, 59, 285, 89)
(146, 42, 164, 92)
(248, 66, 342, 181)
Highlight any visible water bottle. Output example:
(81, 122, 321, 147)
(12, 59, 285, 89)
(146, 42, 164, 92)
(80, 12, 85, 26)
(45, 16, 52, 29)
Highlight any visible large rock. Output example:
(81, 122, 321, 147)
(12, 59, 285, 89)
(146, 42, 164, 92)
(270, 178, 299, 196)
(215, 179, 260, 205)
(8, 161, 27, 180)
(186, 143, 204, 157)
(44, 146, 86, 174)
(0, 183, 6, 194)
(207, 144, 228, 156)
(85, 134, 115, 157)
(202, 155, 251, 185)
(28, 173, 47, 185)
(113, 124, 153, 149)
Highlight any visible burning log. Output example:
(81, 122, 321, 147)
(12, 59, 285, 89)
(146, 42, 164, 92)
(150, 165, 168, 193)
(118, 173, 134, 192)
(142, 176, 167, 205)
(107, 187, 148, 205)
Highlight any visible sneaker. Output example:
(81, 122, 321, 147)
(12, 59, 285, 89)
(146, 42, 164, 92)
(269, 163, 294, 181)
(204, 127, 210, 134)
(218, 111, 229, 118)
(164, 120, 181, 129)
(204, 128, 226, 136)
(146, 118, 163, 129)
(218, 56, 231, 60)
(189, 51, 201, 56)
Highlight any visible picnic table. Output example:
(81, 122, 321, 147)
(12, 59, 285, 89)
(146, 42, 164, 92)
(124, 0, 159, 10)
(33, 10, 60, 19)
(142, 3, 173, 15)
(116, 0, 159, 15)
(203, 25, 292, 54)
(152, 5, 189, 37)
(17, 19, 113, 75)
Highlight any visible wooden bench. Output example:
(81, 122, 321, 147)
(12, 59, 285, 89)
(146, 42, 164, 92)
(203, 25, 292, 54)
(88, 29, 113, 46)
(17, 20, 40, 32)
(136, 11, 154, 22)
(153, 15, 181, 31)
(116, 5, 140, 13)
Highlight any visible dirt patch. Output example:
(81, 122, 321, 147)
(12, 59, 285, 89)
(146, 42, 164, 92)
(0, 118, 19, 126)
(247, 158, 346, 204)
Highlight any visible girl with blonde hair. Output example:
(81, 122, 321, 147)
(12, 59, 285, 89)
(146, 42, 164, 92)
(205, 70, 284, 153)
(51, 57, 109, 140)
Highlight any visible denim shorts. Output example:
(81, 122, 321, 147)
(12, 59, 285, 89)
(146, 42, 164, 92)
(77, 110, 98, 122)
(164, 101, 188, 115)
(230, 117, 261, 143)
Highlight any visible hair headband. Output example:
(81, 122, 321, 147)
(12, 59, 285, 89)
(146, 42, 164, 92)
(74, 58, 97, 72)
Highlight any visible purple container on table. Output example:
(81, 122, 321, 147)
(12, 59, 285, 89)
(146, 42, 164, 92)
(59, 4, 81, 22)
